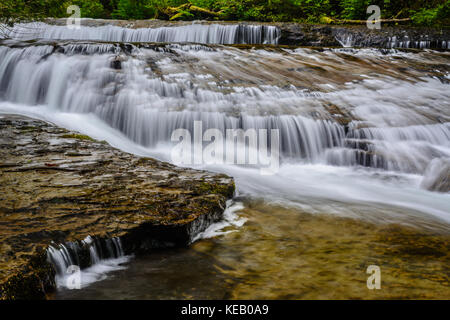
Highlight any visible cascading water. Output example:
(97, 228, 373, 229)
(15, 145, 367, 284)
(46, 236, 128, 289)
(3, 22, 280, 45)
(0, 23, 449, 252)
(0, 42, 448, 172)
(387, 36, 450, 49)
(0, 43, 346, 160)
(421, 158, 450, 192)
(333, 29, 450, 50)
(1, 21, 450, 298)
(324, 121, 450, 174)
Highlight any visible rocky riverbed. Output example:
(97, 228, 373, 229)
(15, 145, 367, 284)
(0, 115, 235, 300)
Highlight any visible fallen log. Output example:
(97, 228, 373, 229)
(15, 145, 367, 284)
(322, 16, 411, 24)
(164, 2, 224, 20)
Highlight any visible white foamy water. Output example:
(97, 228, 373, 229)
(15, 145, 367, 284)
(333, 29, 450, 49)
(3, 22, 280, 45)
(192, 200, 247, 242)
(55, 256, 131, 290)
(47, 236, 132, 290)
(0, 34, 449, 268)
(2, 101, 448, 231)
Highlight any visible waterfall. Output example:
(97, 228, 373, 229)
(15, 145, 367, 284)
(47, 236, 125, 273)
(47, 242, 78, 276)
(0, 43, 344, 161)
(5, 21, 450, 49)
(335, 34, 354, 48)
(47, 236, 127, 288)
(2, 20, 449, 297)
(333, 29, 450, 49)
(421, 158, 450, 192)
(3, 22, 280, 45)
(328, 122, 450, 174)
(387, 36, 450, 49)
(0, 41, 448, 175)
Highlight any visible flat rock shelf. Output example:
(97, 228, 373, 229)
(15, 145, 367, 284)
(0, 115, 235, 300)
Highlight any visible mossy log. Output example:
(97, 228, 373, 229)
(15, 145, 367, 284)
(322, 16, 411, 24)
(164, 2, 224, 20)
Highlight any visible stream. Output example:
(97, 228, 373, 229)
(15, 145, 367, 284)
(1, 21, 449, 299)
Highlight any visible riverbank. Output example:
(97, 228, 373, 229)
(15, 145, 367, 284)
(0, 115, 235, 300)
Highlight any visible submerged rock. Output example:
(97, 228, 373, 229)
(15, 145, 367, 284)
(0, 115, 235, 299)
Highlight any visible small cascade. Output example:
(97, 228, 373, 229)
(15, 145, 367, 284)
(388, 36, 450, 49)
(47, 236, 127, 288)
(324, 122, 450, 174)
(420, 158, 450, 192)
(333, 29, 450, 49)
(3, 22, 281, 45)
(334, 33, 354, 48)
(55, 43, 123, 55)
(47, 242, 78, 276)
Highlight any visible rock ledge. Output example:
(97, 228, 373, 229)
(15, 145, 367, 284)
(0, 115, 235, 299)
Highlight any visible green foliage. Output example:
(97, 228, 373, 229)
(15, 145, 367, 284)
(411, 1, 450, 26)
(412, 7, 441, 26)
(436, 0, 450, 25)
(0, 0, 64, 25)
(64, 0, 105, 18)
(0, 0, 449, 26)
(340, 0, 371, 19)
(111, 0, 150, 19)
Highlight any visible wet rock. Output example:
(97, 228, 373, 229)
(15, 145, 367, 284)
(110, 55, 125, 70)
(0, 115, 235, 299)
(279, 24, 342, 47)
(277, 23, 450, 49)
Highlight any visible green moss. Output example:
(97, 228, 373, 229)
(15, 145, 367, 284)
(61, 133, 95, 141)
(194, 181, 235, 198)
(19, 126, 38, 133)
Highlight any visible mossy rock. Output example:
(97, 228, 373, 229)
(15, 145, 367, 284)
(61, 133, 95, 141)
(0, 115, 235, 300)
